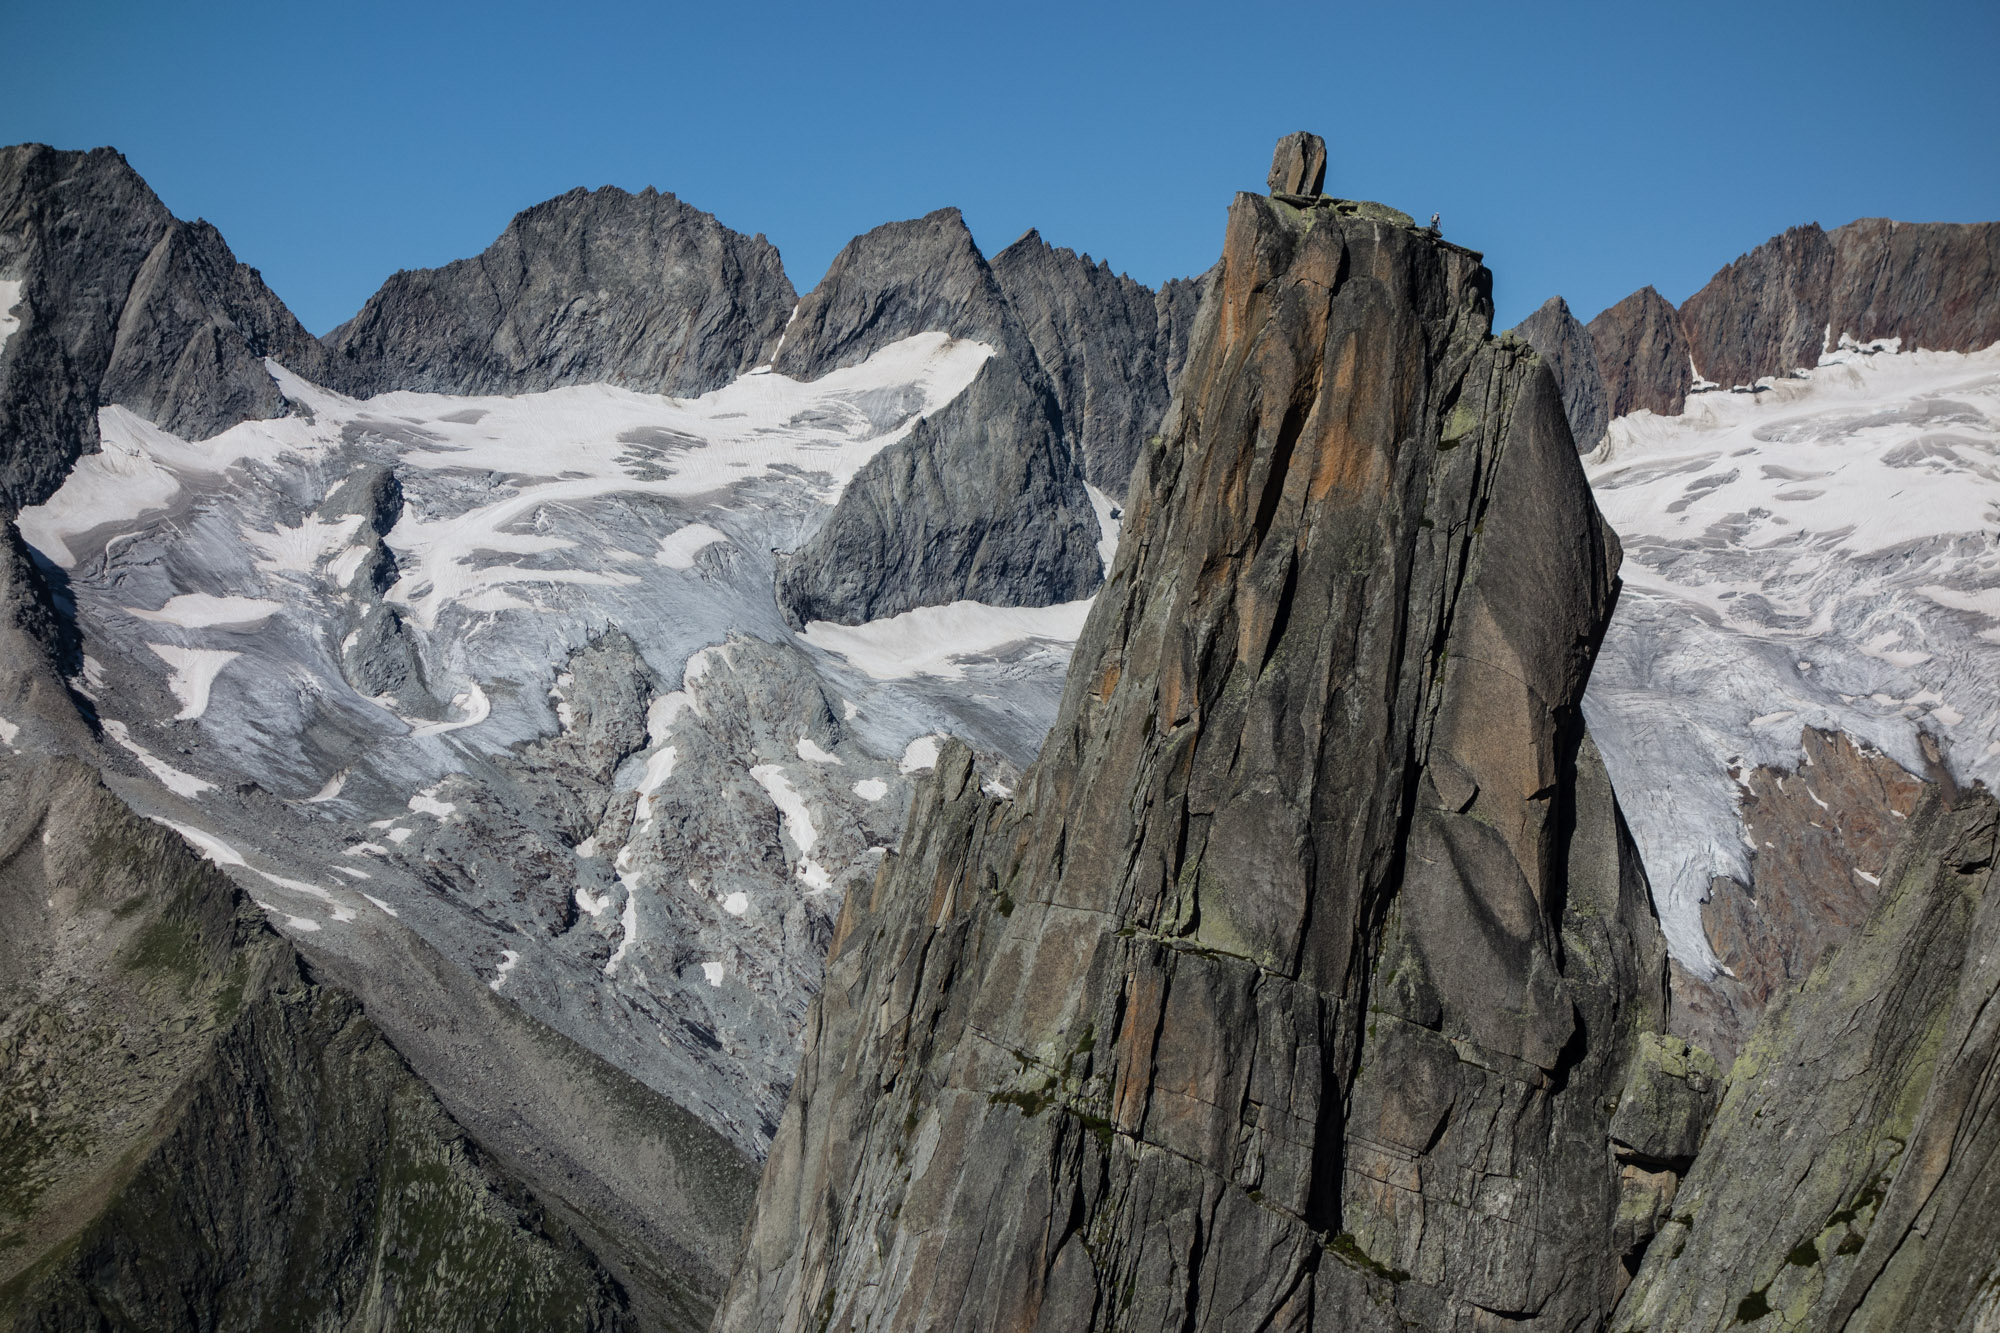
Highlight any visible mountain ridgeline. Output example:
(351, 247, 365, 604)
(0, 126, 1997, 1333)
(1514, 218, 2000, 448)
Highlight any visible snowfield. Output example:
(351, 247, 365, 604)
(1583, 341, 2000, 972)
(10, 332, 1091, 1154)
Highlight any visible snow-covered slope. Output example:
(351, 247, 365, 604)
(14, 336, 1111, 1152)
(1582, 341, 2000, 971)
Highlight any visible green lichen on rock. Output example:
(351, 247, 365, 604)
(1612, 789, 2000, 1331)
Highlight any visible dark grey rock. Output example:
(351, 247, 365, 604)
(770, 207, 1028, 380)
(774, 354, 1104, 626)
(991, 228, 1189, 496)
(1266, 130, 1327, 196)
(720, 150, 1671, 1332)
(0, 144, 325, 509)
(1680, 223, 1838, 389)
(1588, 285, 1693, 420)
(321, 186, 795, 399)
(1154, 271, 1207, 396)
(772, 209, 1103, 624)
(1512, 293, 1608, 449)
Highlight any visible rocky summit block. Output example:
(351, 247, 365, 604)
(717, 140, 1675, 1333)
(1267, 130, 1328, 196)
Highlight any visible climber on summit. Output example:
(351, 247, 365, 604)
(1430, 212, 1441, 233)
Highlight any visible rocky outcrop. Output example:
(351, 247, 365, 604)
(1265, 130, 1327, 197)
(0, 144, 325, 508)
(321, 185, 795, 399)
(1613, 786, 2000, 1332)
(991, 230, 1183, 496)
(1675, 729, 1926, 1064)
(1539, 218, 2000, 445)
(1587, 285, 1693, 422)
(0, 754, 632, 1330)
(773, 210, 1103, 625)
(718, 149, 1674, 1332)
(1512, 294, 1608, 449)
(1680, 223, 1836, 389)
(1825, 218, 2000, 353)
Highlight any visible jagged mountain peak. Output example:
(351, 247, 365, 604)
(771, 204, 1027, 381)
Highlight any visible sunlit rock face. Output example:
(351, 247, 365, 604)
(718, 144, 1676, 1333)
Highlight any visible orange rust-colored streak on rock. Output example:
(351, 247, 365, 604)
(1112, 963, 1166, 1135)
(1095, 660, 1121, 703)
(1306, 333, 1376, 502)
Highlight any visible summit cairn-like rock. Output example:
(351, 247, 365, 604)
(1266, 129, 1327, 196)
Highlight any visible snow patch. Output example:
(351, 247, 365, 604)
(899, 735, 942, 775)
(655, 523, 727, 568)
(490, 948, 521, 991)
(147, 644, 240, 720)
(0, 279, 21, 355)
(796, 736, 843, 765)
(804, 598, 1095, 681)
(749, 764, 818, 852)
(852, 777, 889, 801)
(362, 893, 399, 916)
(407, 786, 456, 819)
(721, 891, 750, 916)
(103, 719, 212, 797)
(701, 960, 725, 987)
(124, 593, 283, 628)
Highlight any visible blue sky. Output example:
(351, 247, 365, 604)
(8, 0, 1996, 335)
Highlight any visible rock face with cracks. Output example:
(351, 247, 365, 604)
(717, 156, 1675, 1332)
(1612, 786, 2000, 1332)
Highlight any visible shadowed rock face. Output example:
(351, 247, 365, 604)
(321, 185, 795, 400)
(0, 144, 325, 509)
(1588, 285, 1693, 422)
(991, 229, 1185, 497)
(718, 164, 1673, 1332)
(1512, 293, 1608, 449)
(773, 209, 1104, 626)
(1613, 788, 2000, 1333)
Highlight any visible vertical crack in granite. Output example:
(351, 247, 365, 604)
(717, 138, 1673, 1333)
